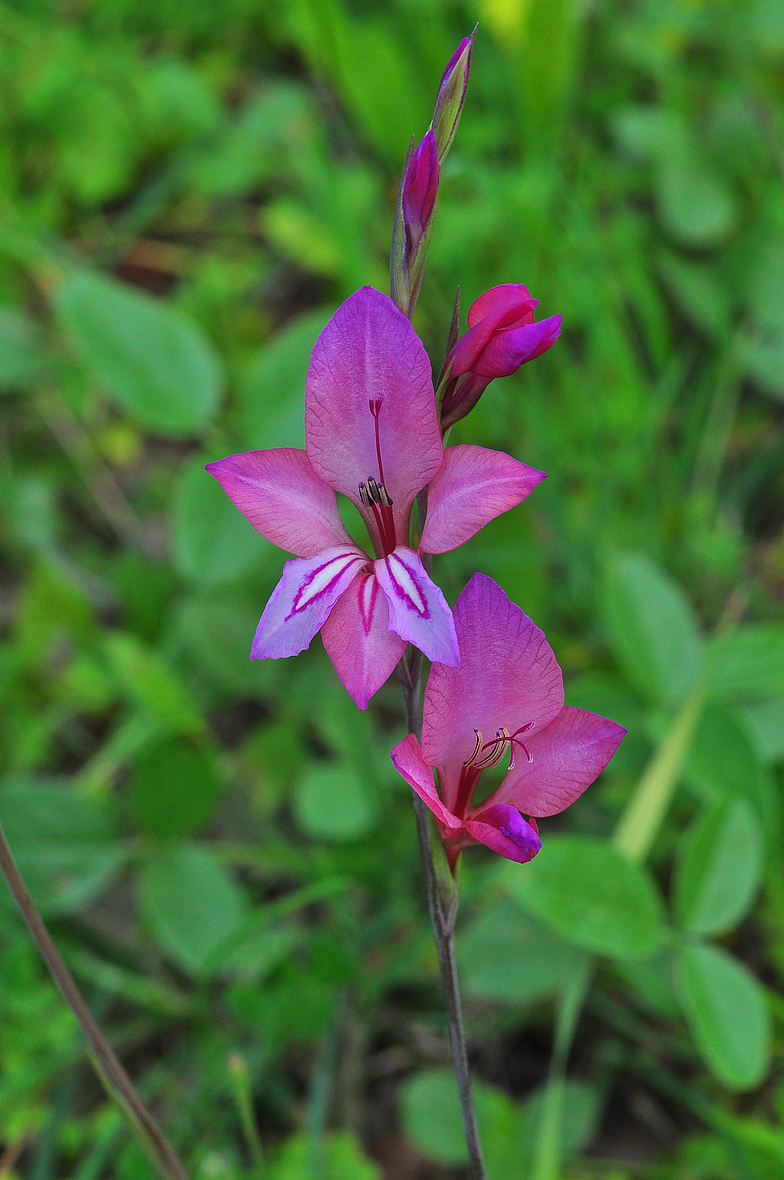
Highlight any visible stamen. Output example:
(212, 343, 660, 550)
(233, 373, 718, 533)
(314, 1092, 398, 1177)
(358, 482, 372, 508)
(367, 477, 381, 504)
(464, 729, 483, 766)
(379, 484, 393, 507)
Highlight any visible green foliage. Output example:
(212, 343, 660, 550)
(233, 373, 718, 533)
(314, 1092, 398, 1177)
(674, 942, 771, 1091)
(0, 0, 782, 1171)
(55, 270, 223, 436)
(504, 835, 668, 960)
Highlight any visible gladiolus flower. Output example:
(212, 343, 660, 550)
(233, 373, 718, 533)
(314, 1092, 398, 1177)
(391, 574, 625, 868)
(440, 284, 562, 430)
(207, 290, 545, 709)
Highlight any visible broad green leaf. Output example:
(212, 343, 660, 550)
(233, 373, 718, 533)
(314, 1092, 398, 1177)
(0, 777, 125, 917)
(172, 454, 270, 588)
(104, 632, 204, 735)
(675, 942, 770, 1090)
(236, 308, 331, 449)
(293, 763, 377, 842)
(504, 835, 668, 960)
(738, 698, 784, 764)
(127, 738, 221, 840)
(705, 624, 784, 703)
(738, 331, 784, 401)
(55, 270, 222, 435)
(268, 1131, 380, 1180)
(400, 1069, 598, 1174)
(674, 798, 763, 936)
(174, 595, 279, 695)
(602, 552, 703, 706)
(139, 844, 246, 977)
(684, 706, 779, 833)
(400, 1069, 518, 1170)
(458, 900, 585, 1003)
(0, 307, 49, 389)
(747, 238, 784, 330)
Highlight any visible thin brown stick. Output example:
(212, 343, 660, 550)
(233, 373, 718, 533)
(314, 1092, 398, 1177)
(0, 820, 191, 1180)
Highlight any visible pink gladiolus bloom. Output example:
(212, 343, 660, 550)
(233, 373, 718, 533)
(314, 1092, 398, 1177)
(440, 284, 562, 430)
(207, 289, 545, 709)
(391, 574, 625, 868)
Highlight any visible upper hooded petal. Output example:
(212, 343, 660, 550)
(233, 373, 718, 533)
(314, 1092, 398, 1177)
(390, 734, 462, 830)
(305, 287, 443, 537)
(251, 545, 368, 660)
(467, 284, 537, 328)
(321, 571, 406, 710)
(206, 449, 352, 559)
(484, 706, 626, 817)
(420, 445, 546, 555)
(421, 574, 564, 804)
(374, 546, 459, 667)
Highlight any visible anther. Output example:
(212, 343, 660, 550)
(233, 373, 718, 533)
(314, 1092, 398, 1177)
(367, 477, 381, 504)
(378, 484, 393, 507)
(358, 482, 372, 507)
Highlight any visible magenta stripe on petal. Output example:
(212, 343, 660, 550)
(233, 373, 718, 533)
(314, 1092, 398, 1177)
(252, 545, 367, 660)
(375, 546, 460, 666)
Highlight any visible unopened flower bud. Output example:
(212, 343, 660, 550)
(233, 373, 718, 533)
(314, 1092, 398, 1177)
(439, 284, 561, 430)
(402, 130, 439, 256)
(431, 30, 475, 163)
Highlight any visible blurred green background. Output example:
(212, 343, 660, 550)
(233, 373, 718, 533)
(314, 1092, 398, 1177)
(1, 0, 783, 1176)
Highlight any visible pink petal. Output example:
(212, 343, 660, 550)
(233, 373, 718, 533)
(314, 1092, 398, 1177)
(251, 545, 368, 659)
(390, 734, 462, 829)
(464, 804, 542, 864)
(374, 546, 459, 666)
(305, 288, 443, 540)
(467, 284, 537, 328)
(206, 449, 351, 559)
(421, 574, 564, 801)
(321, 572, 406, 710)
(471, 315, 562, 378)
(486, 706, 626, 817)
(420, 445, 546, 555)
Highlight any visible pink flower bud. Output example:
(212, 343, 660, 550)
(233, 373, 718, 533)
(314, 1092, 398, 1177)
(440, 284, 561, 430)
(402, 130, 439, 255)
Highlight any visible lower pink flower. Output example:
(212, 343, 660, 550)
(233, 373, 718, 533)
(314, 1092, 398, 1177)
(391, 573, 626, 869)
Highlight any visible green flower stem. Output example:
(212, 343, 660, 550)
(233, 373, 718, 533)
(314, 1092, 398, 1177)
(228, 1053, 265, 1173)
(399, 645, 487, 1180)
(613, 684, 705, 863)
(0, 819, 191, 1180)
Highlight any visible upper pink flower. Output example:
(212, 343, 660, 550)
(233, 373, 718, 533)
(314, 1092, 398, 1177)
(391, 574, 625, 868)
(207, 289, 545, 709)
(440, 284, 562, 430)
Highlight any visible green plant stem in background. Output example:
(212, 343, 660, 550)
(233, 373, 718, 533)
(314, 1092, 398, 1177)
(613, 685, 705, 863)
(532, 955, 593, 1180)
(228, 1053, 265, 1174)
(0, 820, 191, 1180)
(399, 646, 487, 1180)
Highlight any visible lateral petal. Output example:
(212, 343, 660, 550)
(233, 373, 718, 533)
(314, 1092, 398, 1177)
(375, 547, 459, 667)
(467, 284, 537, 328)
(486, 706, 626, 817)
(305, 287, 443, 535)
(465, 804, 542, 864)
(390, 734, 462, 829)
(251, 546, 367, 660)
(471, 315, 561, 378)
(321, 572, 406, 710)
(206, 449, 352, 559)
(420, 445, 546, 555)
(422, 574, 564, 789)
